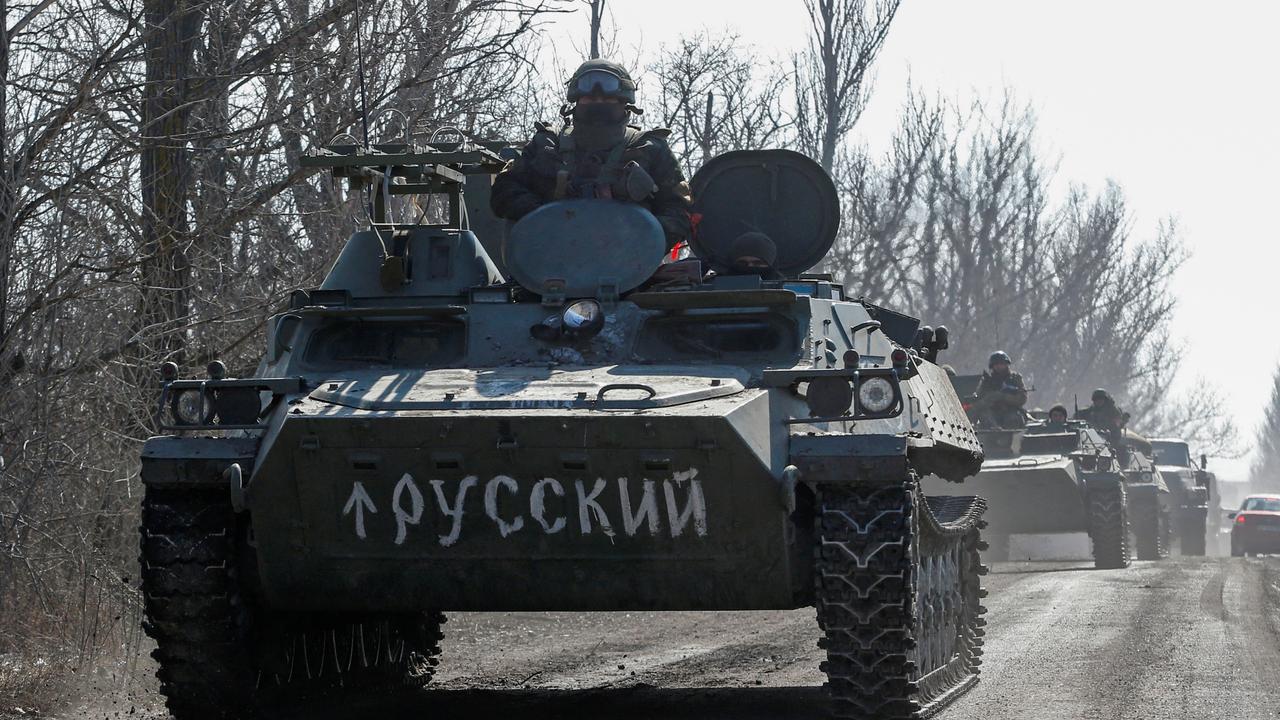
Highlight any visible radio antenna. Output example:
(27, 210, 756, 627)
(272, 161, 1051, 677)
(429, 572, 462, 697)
(353, 0, 371, 146)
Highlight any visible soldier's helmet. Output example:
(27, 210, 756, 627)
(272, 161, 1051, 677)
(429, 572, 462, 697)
(566, 59, 637, 104)
(988, 350, 1012, 369)
(1092, 388, 1111, 403)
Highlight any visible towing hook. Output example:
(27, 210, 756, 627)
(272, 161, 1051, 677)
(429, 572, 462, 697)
(780, 465, 800, 514)
(226, 463, 247, 513)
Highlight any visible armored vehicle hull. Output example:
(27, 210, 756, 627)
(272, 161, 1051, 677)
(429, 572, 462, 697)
(139, 146, 989, 719)
(923, 424, 1131, 568)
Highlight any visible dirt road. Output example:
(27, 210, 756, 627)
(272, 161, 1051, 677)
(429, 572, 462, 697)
(266, 556, 1279, 719)
(55, 557, 1280, 719)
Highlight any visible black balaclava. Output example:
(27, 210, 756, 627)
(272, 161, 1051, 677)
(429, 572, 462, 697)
(571, 102, 629, 151)
(729, 232, 779, 275)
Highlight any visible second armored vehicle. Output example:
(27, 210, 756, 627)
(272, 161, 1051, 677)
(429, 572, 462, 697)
(139, 145, 989, 719)
(923, 412, 1131, 569)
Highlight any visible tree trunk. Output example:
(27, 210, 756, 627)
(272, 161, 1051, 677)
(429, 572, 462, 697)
(0, 0, 13, 366)
(137, 0, 204, 370)
(588, 0, 604, 59)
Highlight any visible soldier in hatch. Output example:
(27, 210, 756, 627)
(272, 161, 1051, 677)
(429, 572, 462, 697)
(489, 59, 693, 249)
(1047, 404, 1070, 427)
(1075, 389, 1128, 434)
(727, 232, 784, 279)
(1076, 388, 1154, 455)
(968, 351, 1028, 429)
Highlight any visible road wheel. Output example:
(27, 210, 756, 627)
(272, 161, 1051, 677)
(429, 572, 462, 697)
(254, 612, 445, 692)
(814, 477, 987, 719)
(1087, 480, 1130, 569)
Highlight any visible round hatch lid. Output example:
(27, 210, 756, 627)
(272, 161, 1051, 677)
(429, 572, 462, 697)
(504, 199, 667, 298)
(690, 149, 839, 276)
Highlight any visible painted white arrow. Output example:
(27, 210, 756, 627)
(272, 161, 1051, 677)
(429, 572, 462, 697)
(342, 481, 377, 540)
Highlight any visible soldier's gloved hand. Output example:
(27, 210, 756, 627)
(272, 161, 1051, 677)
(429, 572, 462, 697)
(620, 161, 658, 202)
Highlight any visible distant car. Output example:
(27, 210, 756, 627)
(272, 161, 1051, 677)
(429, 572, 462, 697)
(1229, 494, 1280, 556)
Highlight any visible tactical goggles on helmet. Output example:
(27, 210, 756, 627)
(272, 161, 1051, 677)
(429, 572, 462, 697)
(574, 69, 623, 98)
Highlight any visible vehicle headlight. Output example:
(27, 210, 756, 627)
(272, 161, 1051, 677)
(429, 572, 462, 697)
(562, 299, 604, 339)
(857, 377, 896, 414)
(170, 389, 212, 425)
(213, 388, 262, 425)
(806, 377, 853, 417)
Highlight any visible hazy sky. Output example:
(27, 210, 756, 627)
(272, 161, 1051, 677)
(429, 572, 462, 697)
(547, 1, 1280, 477)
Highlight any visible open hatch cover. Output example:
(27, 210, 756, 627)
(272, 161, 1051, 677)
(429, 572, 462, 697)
(690, 149, 839, 276)
(504, 200, 667, 298)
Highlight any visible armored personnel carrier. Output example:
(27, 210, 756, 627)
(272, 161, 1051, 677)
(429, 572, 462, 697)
(1149, 438, 1212, 555)
(138, 143, 988, 719)
(921, 410, 1130, 569)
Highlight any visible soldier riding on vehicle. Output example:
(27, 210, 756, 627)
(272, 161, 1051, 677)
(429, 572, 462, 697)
(968, 350, 1028, 429)
(1075, 388, 1127, 434)
(1076, 388, 1136, 450)
(489, 59, 693, 249)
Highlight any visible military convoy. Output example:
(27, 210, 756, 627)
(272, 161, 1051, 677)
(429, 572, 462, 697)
(139, 143, 990, 719)
(925, 372, 1211, 565)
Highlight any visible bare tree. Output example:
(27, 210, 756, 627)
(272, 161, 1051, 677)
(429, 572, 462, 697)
(824, 91, 1233, 450)
(1251, 365, 1280, 489)
(136, 0, 205, 372)
(823, 90, 941, 300)
(793, 0, 901, 171)
(0, 0, 562, 686)
(586, 0, 604, 59)
(648, 31, 790, 172)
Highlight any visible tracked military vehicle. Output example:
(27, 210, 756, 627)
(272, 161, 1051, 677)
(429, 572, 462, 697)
(1149, 438, 1212, 555)
(139, 142, 988, 719)
(922, 408, 1131, 569)
(1117, 436, 1171, 561)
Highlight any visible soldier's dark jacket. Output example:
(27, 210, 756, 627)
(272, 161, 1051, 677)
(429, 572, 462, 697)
(490, 123, 693, 248)
(974, 371, 1028, 407)
(1075, 402, 1127, 431)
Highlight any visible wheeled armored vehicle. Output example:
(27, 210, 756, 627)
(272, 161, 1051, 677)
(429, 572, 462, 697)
(1149, 438, 1212, 555)
(139, 142, 988, 719)
(922, 413, 1131, 569)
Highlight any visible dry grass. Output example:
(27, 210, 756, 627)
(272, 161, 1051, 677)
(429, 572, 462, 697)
(0, 655, 68, 717)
